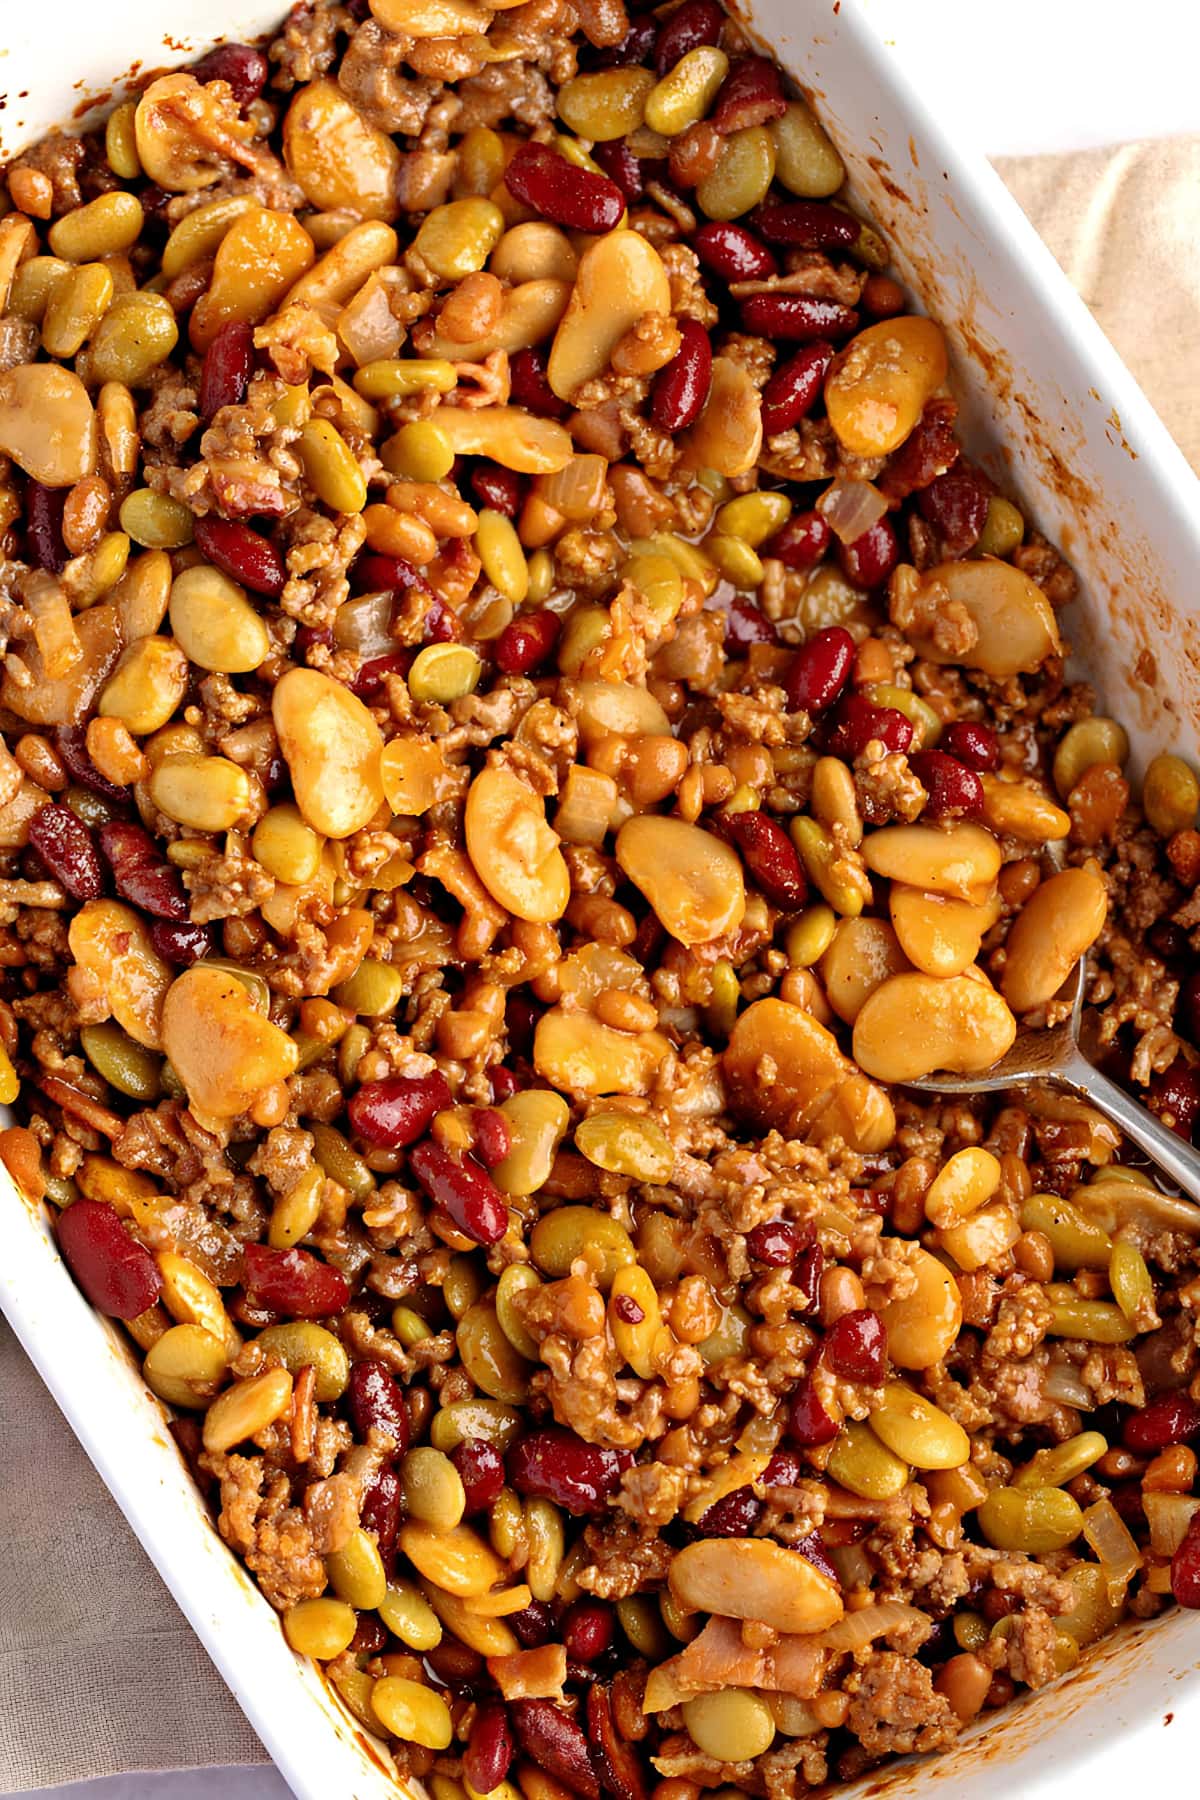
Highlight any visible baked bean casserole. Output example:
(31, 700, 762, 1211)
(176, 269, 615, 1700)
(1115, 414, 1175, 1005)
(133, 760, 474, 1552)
(2, 3, 1200, 1791)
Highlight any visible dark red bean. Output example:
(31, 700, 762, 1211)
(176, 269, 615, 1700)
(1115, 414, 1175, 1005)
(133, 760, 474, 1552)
(612, 1294, 644, 1324)
(698, 1485, 764, 1536)
(472, 1107, 512, 1168)
(464, 1701, 515, 1797)
(740, 294, 858, 341)
(360, 1463, 403, 1572)
(917, 465, 990, 554)
(348, 1073, 452, 1149)
(835, 515, 899, 590)
(649, 317, 712, 433)
(491, 1066, 521, 1103)
(760, 342, 834, 437)
(793, 1243, 825, 1311)
(469, 462, 526, 518)
(510, 1700, 600, 1800)
(1148, 1064, 1200, 1140)
(593, 138, 645, 202)
(767, 509, 832, 572)
(57, 1200, 162, 1319)
(794, 1531, 841, 1586)
(508, 1427, 633, 1514)
(509, 346, 570, 420)
(722, 810, 807, 909)
(655, 0, 723, 73)
(240, 1243, 352, 1319)
(426, 595, 464, 644)
(940, 719, 1000, 772)
(1172, 1514, 1200, 1607)
(149, 919, 215, 965)
(1123, 1392, 1200, 1452)
(860, 273, 906, 319)
(56, 727, 128, 804)
(25, 481, 68, 573)
(505, 142, 624, 234)
(450, 1437, 506, 1514)
(1178, 971, 1200, 1043)
(725, 598, 777, 649)
(193, 515, 286, 598)
(495, 610, 561, 677)
(711, 55, 787, 133)
(823, 1308, 887, 1383)
(592, 13, 657, 66)
(784, 625, 855, 714)
(563, 1598, 616, 1661)
(352, 551, 432, 597)
(754, 200, 859, 250)
(509, 1599, 555, 1647)
(351, 1615, 388, 1656)
(694, 220, 777, 283)
(426, 1639, 485, 1687)
(762, 1448, 804, 1487)
(909, 750, 984, 820)
(825, 693, 914, 758)
(746, 1218, 807, 1265)
(192, 42, 269, 105)
(197, 321, 255, 422)
(347, 1357, 411, 1455)
(28, 803, 105, 900)
(98, 819, 189, 919)
(409, 1140, 508, 1246)
(788, 1374, 839, 1446)
(352, 651, 409, 697)
(879, 397, 960, 501)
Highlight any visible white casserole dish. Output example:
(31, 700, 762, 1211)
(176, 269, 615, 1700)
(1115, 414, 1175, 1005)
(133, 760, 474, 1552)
(3, 3, 1200, 1796)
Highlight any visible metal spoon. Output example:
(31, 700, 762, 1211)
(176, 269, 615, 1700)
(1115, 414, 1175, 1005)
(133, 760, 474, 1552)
(908, 957, 1200, 1204)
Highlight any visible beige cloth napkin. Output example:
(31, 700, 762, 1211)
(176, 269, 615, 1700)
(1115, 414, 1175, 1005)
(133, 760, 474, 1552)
(2, 134, 1198, 1794)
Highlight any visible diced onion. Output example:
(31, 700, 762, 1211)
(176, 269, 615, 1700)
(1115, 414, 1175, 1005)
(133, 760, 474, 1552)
(1144, 1491, 1200, 1557)
(333, 590, 394, 655)
(1081, 1496, 1142, 1600)
(338, 274, 405, 367)
(812, 1600, 929, 1653)
(26, 572, 82, 680)
(536, 454, 609, 522)
(816, 477, 889, 547)
(1043, 1361, 1094, 1409)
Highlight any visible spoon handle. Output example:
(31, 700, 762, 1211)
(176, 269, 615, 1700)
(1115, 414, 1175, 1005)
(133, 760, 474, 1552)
(1060, 1051, 1200, 1204)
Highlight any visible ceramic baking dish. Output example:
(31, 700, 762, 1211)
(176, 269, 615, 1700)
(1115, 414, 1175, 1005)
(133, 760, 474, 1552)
(3, 2, 1200, 1795)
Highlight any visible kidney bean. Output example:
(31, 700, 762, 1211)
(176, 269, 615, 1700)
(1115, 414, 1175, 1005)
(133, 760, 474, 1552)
(1172, 1514, 1200, 1608)
(56, 727, 128, 804)
(825, 693, 914, 758)
(788, 1374, 839, 1446)
(861, 273, 906, 319)
(99, 819, 189, 919)
(791, 1531, 841, 1587)
(824, 1308, 887, 1383)
(760, 342, 834, 437)
(722, 810, 807, 909)
(350, 1615, 388, 1657)
(917, 465, 989, 554)
(348, 1357, 411, 1456)
(348, 1072, 452, 1149)
(192, 42, 269, 105)
(754, 200, 860, 250)
(768, 509, 831, 572)
(784, 625, 855, 714)
(351, 651, 409, 697)
(57, 1199, 162, 1319)
(940, 719, 1000, 772)
(746, 1218, 807, 1265)
(240, 1243, 352, 1319)
(193, 515, 286, 598)
(409, 1140, 508, 1246)
(1123, 1392, 1200, 1452)
(511, 1700, 600, 1800)
(495, 610, 561, 677)
(26, 481, 68, 573)
(698, 1484, 765, 1536)
(464, 1701, 515, 1797)
(149, 919, 215, 965)
(450, 1436, 506, 1514)
(1148, 1064, 1200, 1140)
(694, 220, 777, 283)
(490, 1065, 521, 1103)
(586, 1684, 647, 1800)
(470, 1108, 512, 1171)
(360, 1463, 403, 1573)
(592, 13, 657, 66)
(1150, 919, 1189, 965)
(352, 551, 432, 597)
(508, 1427, 633, 1514)
(909, 750, 984, 821)
(836, 515, 899, 590)
(762, 1448, 803, 1487)
(655, 0, 723, 72)
(505, 142, 624, 234)
(725, 598, 777, 649)
(28, 803, 105, 901)
(648, 317, 713, 434)
(198, 320, 256, 422)
(509, 346, 570, 420)
(879, 398, 960, 501)
(740, 294, 858, 341)
(563, 1598, 616, 1662)
(593, 138, 645, 202)
(793, 1243, 825, 1311)
(510, 1599, 556, 1647)
(469, 461, 526, 518)
(711, 55, 787, 133)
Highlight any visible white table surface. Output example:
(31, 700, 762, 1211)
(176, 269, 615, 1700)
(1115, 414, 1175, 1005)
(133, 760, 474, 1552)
(10, 3, 1200, 1798)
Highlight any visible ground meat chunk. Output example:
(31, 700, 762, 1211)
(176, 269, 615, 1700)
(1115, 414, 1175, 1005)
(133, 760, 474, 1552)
(338, 20, 443, 133)
(203, 1452, 327, 1610)
(991, 1604, 1061, 1689)
(270, 0, 353, 88)
(844, 1652, 960, 1759)
(183, 832, 275, 923)
(578, 1516, 675, 1599)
